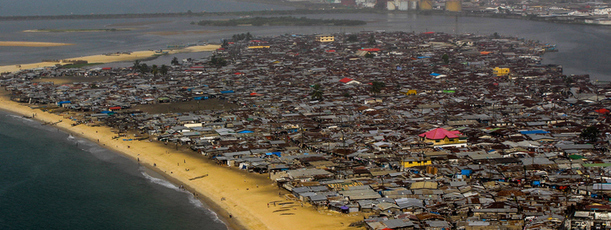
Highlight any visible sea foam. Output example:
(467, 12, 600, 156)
(140, 169, 226, 225)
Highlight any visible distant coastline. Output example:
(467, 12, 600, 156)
(0, 41, 74, 47)
(0, 8, 607, 26)
(23, 28, 134, 33)
(195, 16, 367, 27)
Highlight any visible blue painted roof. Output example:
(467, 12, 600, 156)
(520, 130, 549, 134)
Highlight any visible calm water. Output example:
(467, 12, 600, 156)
(0, 0, 292, 16)
(0, 111, 227, 230)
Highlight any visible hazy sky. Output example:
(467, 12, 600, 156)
(0, 0, 289, 16)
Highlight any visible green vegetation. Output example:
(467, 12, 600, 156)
(370, 81, 385, 94)
(368, 34, 376, 45)
(171, 57, 180, 66)
(581, 126, 600, 143)
(209, 55, 228, 68)
(310, 84, 324, 101)
(442, 54, 450, 64)
(197, 16, 366, 27)
(232, 32, 254, 42)
(133, 60, 169, 76)
(346, 34, 358, 43)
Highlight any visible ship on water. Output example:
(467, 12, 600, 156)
(584, 18, 611, 25)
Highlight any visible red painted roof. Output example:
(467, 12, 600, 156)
(419, 128, 462, 140)
(339, 77, 353, 83)
(361, 48, 380, 52)
(109, 106, 121, 110)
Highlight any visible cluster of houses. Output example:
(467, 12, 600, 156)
(3, 31, 611, 229)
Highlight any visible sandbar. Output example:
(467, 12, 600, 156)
(0, 44, 221, 73)
(147, 30, 221, 36)
(0, 41, 74, 47)
(0, 88, 363, 230)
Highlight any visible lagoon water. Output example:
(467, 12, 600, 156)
(0, 111, 227, 230)
(0, 12, 610, 80)
(0, 0, 292, 16)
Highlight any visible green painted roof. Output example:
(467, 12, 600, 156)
(582, 163, 611, 167)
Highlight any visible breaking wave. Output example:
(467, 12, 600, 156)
(140, 169, 226, 225)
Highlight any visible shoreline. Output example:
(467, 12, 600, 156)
(0, 44, 221, 73)
(0, 41, 75, 47)
(0, 88, 364, 230)
(0, 88, 250, 230)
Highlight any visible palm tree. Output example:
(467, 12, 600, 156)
(171, 57, 179, 66)
(151, 64, 159, 77)
(138, 63, 149, 74)
(581, 126, 600, 143)
(442, 54, 450, 64)
(311, 84, 323, 101)
(132, 60, 141, 72)
(370, 81, 385, 94)
(160, 65, 169, 76)
(368, 34, 376, 45)
(209, 55, 228, 68)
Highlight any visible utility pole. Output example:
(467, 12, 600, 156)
(301, 123, 304, 148)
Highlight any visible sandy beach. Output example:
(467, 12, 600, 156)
(0, 41, 74, 47)
(0, 89, 363, 230)
(0, 44, 221, 73)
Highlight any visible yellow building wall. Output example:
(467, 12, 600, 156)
(248, 46, 271, 49)
(445, 0, 461, 12)
(493, 67, 510, 76)
(419, 0, 433, 10)
(405, 89, 418, 95)
(316, 36, 335, 43)
(421, 137, 467, 146)
(402, 159, 432, 168)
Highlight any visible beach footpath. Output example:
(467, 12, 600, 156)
(0, 89, 362, 230)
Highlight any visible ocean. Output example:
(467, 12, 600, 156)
(0, 111, 227, 230)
